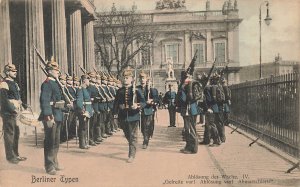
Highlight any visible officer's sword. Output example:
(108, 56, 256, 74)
(64, 113, 69, 149)
(87, 117, 90, 147)
(75, 117, 78, 145)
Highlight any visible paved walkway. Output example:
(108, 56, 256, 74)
(0, 110, 299, 187)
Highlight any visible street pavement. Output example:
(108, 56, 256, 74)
(0, 109, 299, 187)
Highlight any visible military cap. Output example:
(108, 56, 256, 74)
(45, 56, 60, 71)
(122, 67, 133, 77)
(81, 74, 90, 81)
(139, 70, 147, 78)
(67, 75, 73, 81)
(88, 72, 96, 78)
(108, 76, 114, 82)
(96, 74, 101, 79)
(59, 74, 67, 81)
(3, 64, 17, 73)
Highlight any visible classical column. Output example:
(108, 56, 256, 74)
(227, 30, 234, 63)
(83, 20, 95, 72)
(0, 0, 12, 70)
(25, 0, 45, 111)
(69, 9, 83, 75)
(184, 31, 191, 68)
(52, 0, 68, 72)
(206, 30, 213, 64)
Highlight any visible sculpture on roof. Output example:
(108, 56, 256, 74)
(156, 0, 186, 10)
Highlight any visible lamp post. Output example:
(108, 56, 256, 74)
(259, 1, 272, 79)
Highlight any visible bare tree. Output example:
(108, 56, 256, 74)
(95, 3, 155, 75)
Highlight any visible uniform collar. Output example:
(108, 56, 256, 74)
(48, 77, 55, 81)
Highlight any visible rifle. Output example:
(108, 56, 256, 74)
(92, 67, 109, 102)
(34, 45, 72, 105)
(203, 58, 217, 87)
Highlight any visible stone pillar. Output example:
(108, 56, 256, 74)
(25, 0, 45, 111)
(52, 0, 68, 72)
(184, 31, 191, 68)
(0, 0, 12, 70)
(83, 20, 95, 72)
(206, 31, 213, 64)
(69, 9, 83, 75)
(227, 29, 234, 63)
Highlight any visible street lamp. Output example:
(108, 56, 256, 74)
(259, 1, 272, 79)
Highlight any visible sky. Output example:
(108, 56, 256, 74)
(93, 0, 300, 66)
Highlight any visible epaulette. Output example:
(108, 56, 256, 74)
(44, 77, 50, 83)
(0, 81, 9, 90)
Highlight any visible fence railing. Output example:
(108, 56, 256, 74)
(229, 73, 300, 158)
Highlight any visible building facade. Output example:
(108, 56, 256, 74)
(94, 0, 242, 92)
(0, 0, 96, 111)
(239, 54, 299, 82)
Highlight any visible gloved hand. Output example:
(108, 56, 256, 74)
(46, 119, 55, 128)
(207, 109, 213, 113)
(131, 103, 138, 110)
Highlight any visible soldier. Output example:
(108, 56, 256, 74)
(59, 74, 69, 143)
(112, 67, 146, 163)
(76, 74, 94, 149)
(86, 72, 101, 146)
(95, 74, 107, 142)
(0, 64, 27, 164)
(211, 74, 226, 143)
(66, 75, 77, 139)
(200, 77, 221, 146)
(147, 78, 159, 139)
(102, 74, 114, 136)
(137, 71, 154, 149)
(39, 59, 65, 175)
(107, 76, 118, 133)
(177, 72, 199, 154)
(221, 78, 231, 127)
(163, 84, 177, 127)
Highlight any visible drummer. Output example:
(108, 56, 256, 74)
(0, 64, 27, 164)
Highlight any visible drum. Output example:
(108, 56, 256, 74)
(19, 110, 40, 126)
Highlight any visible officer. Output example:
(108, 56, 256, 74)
(0, 64, 27, 164)
(112, 67, 146, 163)
(177, 72, 199, 154)
(76, 74, 94, 149)
(39, 58, 65, 175)
(137, 71, 154, 149)
(163, 84, 177, 127)
(86, 72, 101, 146)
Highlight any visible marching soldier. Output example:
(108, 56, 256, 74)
(163, 84, 177, 127)
(137, 71, 154, 149)
(0, 64, 27, 164)
(76, 74, 94, 149)
(86, 72, 101, 146)
(39, 59, 65, 175)
(113, 67, 146, 163)
(177, 71, 199, 154)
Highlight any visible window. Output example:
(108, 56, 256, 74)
(165, 44, 179, 64)
(214, 42, 226, 63)
(141, 46, 151, 65)
(96, 47, 110, 67)
(193, 43, 205, 64)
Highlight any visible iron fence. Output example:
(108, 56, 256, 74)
(230, 73, 299, 158)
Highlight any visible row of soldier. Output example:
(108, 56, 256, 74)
(0, 57, 161, 175)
